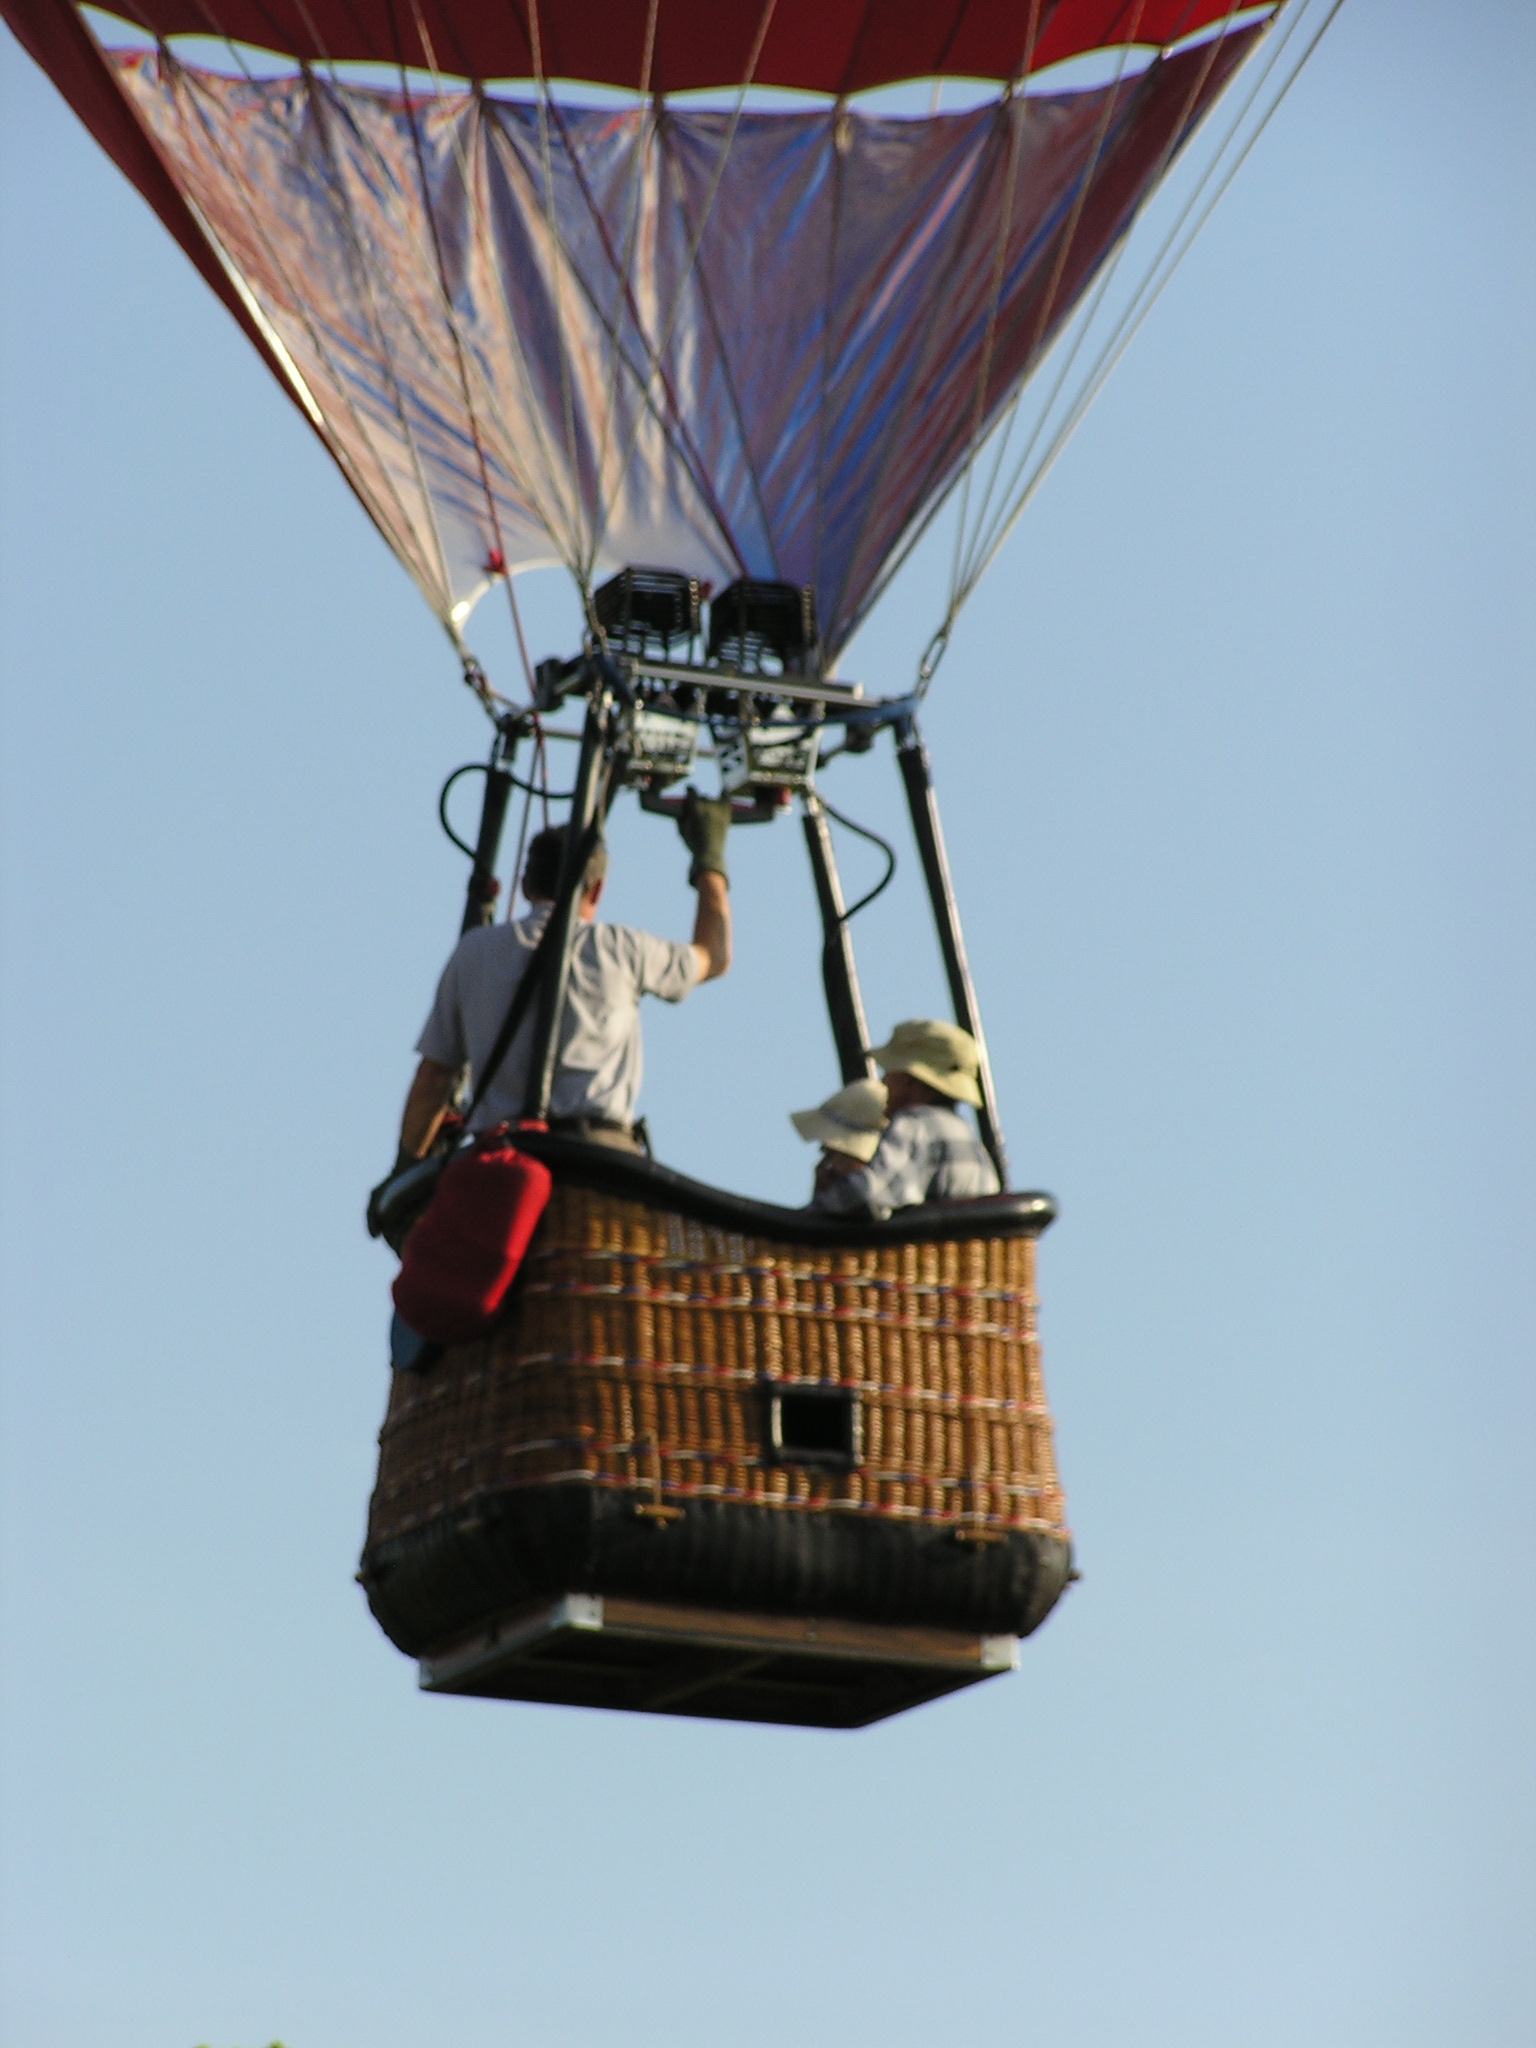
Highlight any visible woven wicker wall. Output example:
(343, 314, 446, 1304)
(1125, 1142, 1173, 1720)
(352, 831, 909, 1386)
(368, 1183, 1068, 1553)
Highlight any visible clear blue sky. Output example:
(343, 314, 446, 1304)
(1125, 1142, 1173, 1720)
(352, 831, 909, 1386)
(1, 5, 1531, 2045)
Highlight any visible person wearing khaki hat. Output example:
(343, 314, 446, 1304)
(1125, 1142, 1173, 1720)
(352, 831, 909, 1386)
(810, 1019, 999, 1217)
(789, 1076, 888, 1201)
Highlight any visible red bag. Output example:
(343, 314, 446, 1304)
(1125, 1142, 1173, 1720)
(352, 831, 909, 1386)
(392, 1131, 553, 1345)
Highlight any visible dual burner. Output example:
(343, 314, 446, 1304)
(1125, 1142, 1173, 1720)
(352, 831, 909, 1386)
(593, 566, 820, 677)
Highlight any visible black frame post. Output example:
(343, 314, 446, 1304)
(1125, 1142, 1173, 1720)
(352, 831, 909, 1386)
(525, 682, 612, 1121)
(459, 760, 514, 935)
(801, 794, 875, 1084)
(895, 717, 1008, 1187)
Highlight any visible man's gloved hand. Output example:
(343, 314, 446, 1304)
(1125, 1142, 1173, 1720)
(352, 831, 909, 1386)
(366, 1148, 415, 1239)
(678, 791, 732, 887)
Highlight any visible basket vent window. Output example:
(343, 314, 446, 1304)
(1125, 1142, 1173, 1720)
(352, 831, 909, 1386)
(769, 1385, 860, 1469)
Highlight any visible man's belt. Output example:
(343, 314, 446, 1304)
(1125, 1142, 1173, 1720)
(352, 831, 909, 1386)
(549, 1114, 650, 1154)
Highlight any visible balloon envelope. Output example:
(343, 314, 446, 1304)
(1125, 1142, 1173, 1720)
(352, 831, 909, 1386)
(3, 0, 1272, 655)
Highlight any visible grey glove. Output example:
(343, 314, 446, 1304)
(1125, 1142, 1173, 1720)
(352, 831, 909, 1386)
(678, 791, 732, 887)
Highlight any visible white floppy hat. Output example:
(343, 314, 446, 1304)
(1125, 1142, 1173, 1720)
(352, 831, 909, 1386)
(869, 1018, 984, 1108)
(789, 1077, 889, 1163)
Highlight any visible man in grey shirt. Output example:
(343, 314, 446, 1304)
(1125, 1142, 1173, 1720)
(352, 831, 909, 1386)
(811, 1018, 999, 1217)
(396, 808, 731, 1160)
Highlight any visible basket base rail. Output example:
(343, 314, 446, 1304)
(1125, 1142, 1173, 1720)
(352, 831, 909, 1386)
(419, 1589, 1020, 1728)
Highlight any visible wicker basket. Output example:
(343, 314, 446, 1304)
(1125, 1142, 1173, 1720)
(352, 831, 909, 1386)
(362, 1157, 1071, 1660)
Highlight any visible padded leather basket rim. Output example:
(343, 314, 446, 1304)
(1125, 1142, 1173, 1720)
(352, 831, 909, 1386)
(509, 1129, 1056, 1247)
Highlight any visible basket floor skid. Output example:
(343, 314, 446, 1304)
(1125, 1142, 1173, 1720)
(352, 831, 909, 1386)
(419, 1592, 1023, 1729)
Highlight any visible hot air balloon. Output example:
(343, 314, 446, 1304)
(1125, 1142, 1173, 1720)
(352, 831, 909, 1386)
(4, 0, 1334, 1724)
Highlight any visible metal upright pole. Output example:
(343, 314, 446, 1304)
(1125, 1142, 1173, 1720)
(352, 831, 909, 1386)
(801, 794, 875, 1085)
(525, 681, 611, 1121)
(894, 717, 1008, 1187)
(459, 761, 514, 935)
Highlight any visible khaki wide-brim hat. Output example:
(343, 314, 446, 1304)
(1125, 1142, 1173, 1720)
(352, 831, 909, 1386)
(789, 1077, 889, 1163)
(870, 1018, 984, 1108)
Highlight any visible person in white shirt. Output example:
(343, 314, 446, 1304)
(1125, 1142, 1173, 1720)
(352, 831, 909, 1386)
(396, 803, 731, 1160)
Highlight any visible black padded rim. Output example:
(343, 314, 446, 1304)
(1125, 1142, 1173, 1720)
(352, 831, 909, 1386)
(361, 1482, 1075, 1657)
(512, 1128, 1056, 1247)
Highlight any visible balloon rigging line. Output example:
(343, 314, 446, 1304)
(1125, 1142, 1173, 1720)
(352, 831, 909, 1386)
(284, 61, 745, 630)
(435, 96, 596, 560)
(947, 0, 1241, 616)
(284, 56, 590, 659)
(829, 0, 1160, 657)
(849, 6, 1275, 672)
(586, 0, 660, 569)
(506, 749, 539, 916)
(174, 26, 510, 642)
(466, 106, 617, 574)
(398, 52, 529, 665)
(827, 101, 1047, 661)
(535, 96, 748, 588)
(837, 45, 1156, 666)
(404, 0, 540, 694)
(942, 106, 1028, 617)
(296, 76, 491, 646)
(1003, 0, 1154, 418)
(661, 131, 782, 578)
(487, 764, 578, 803)
(528, 0, 589, 594)
(809, 99, 847, 611)
(300, 66, 579, 584)
(978, 0, 1153, 501)
(154, 40, 464, 635)
(943, 0, 1043, 614)
(953, 0, 1235, 584)
(502, 570, 537, 701)
(585, 0, 779, 583)
(875, 0, 1297, 674)
(420, 91, 598, 709)
(135, 27, 429, 582)
(955, 0, 1288, 593)
(950, 0, 1337, 617)
(166, 0, 476, 630)
(183, 14, 568, 688)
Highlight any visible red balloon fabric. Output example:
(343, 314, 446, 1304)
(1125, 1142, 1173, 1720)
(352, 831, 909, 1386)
(8, 1, 1265, 94)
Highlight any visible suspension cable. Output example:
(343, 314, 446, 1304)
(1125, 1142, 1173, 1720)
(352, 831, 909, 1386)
(922, 0, 1341, 664)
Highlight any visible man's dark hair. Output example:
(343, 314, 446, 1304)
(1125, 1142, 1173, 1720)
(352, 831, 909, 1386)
(523, 823, 609, 902)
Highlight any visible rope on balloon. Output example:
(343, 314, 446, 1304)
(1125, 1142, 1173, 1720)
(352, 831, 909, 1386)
(586, 0, 661, 582)
(158, 0, 734, 706)
(143, 28, 464, 630)
(951, 0, 1324, 604)
(527, 0, 589, 583)
(898, 0, 1244, 686)
(921, 0, 1345, 685)
(395, 35, 534, 697)
(538, 94, 751, 613)
(582, 0, 780, 584)
(134, 0, 567, 698)
(402, 0, 561, 700)
(948, 0, 1209, 615)
(830, 0, 1166, 674)
(943, 0, 1122, 622)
